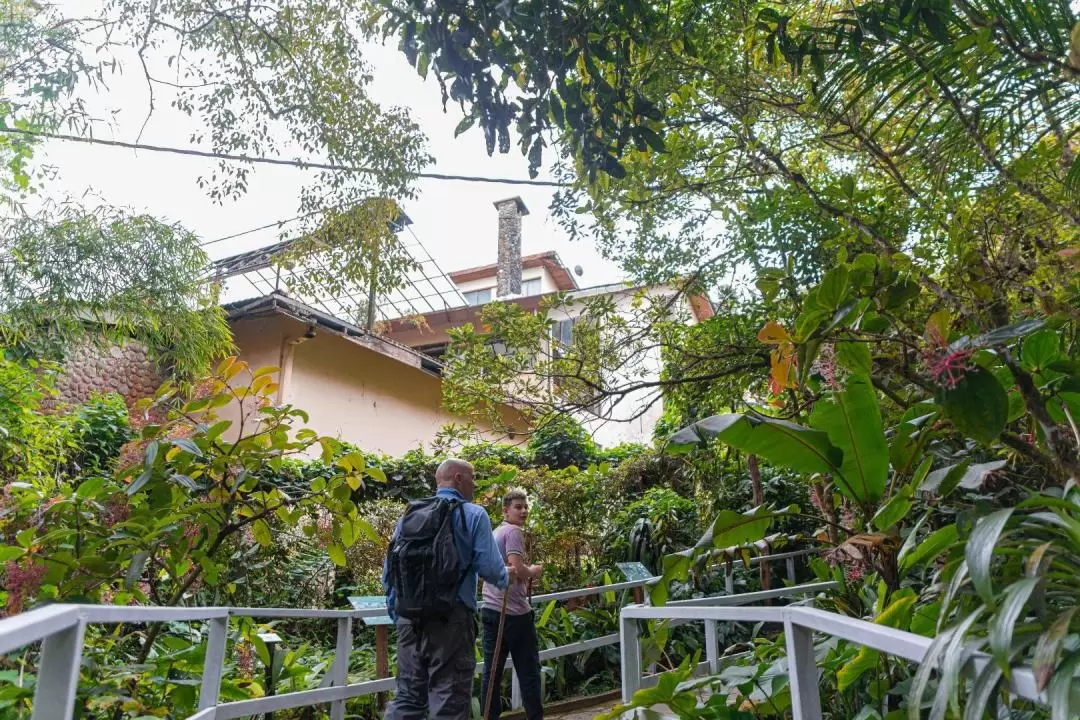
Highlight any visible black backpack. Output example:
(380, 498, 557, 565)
(387, 497, 468, 621)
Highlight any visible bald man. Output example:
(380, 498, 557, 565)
(383, 458, 516, 720)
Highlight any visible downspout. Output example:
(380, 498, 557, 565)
(277, 326, 316, 405)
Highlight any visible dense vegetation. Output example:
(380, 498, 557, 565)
(368, 0, 1080, 716)
(3, 0, 1080, 717)
(0, 357, 802, 716)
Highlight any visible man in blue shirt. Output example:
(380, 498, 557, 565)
(383, 458, 515, 720)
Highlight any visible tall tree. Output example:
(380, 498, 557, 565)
(372, 0, 1079, 438)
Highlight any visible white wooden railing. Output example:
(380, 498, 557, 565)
(0, 549, 821, 719)
(619, 603, 1049, 719)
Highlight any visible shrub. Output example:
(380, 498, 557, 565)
(607, 487, 699, 572)
(69, 392, 130, 475)
(527, 413, 597, 469)
(345, 498, 408, 594)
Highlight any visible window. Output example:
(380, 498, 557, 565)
(551, 317, 576, 357)
(463, 287, 492, 306)
(489, 341, 535, 369)
(416, 343, 449, 376)
(521, 278, 541, 296)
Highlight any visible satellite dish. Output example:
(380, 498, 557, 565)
(573, 265, 584, 276)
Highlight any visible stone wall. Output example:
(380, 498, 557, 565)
(55, 341, 164, 406)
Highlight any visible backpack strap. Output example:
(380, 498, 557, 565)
(446, 500, 473, 592)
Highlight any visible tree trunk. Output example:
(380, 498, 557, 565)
(748, 455, 771, 594)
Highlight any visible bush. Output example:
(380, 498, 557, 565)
(460, 441, 530, 471)
(607, 487, 699, 572)
(69, 392, 130, 475)
(345, 498, 408, 594)
(527, 413, 597, 469)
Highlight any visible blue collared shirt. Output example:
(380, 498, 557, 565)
(383, 488, 509, 617)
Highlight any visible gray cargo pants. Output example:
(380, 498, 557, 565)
(384, 603, 477, 720)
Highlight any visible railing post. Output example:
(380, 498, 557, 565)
(511, 668, 522, 709)
(786, 557, 797, 585)
(620, 608, 642, 704)
(329, 617, 352, 720)
(784, 614, 822, 720)
(704, 619, 719, 675)
(724, 568, 734, 595)
(199, 616, 228, 711)
(31, 618, 86, 720)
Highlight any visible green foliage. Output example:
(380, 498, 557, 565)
(614, 487, 698, 574)
(907, 488, 1080, 719)
(527, 413, 598, 470)
(0, 358, 383, 715)
(68, 393, 131, 476)
(0, 357, 68, 484)
(0, 209, 233, 382)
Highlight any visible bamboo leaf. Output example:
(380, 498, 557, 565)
(988, 577, 1037, 678)
(966, 509, 1014, 606)
(1034, 608, 1077, 690)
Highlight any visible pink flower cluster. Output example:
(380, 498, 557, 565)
(923, 326, 973, 389)
(4, 560, 46, 616)
(810, 344, 839, 391)
(236, 641, 254, 677)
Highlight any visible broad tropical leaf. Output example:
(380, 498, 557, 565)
(667, 413, 843, 477)
(810, 377, 888, 505)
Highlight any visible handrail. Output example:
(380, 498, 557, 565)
(0, 577, 656, 720)
(0, 548, 819, 719)
(618, 603, 1048, 719)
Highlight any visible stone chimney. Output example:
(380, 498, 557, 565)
(494, 196, 529, 297)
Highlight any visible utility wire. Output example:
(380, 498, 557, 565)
(200, 211, 319, 248)
(1, 127, 571, 188)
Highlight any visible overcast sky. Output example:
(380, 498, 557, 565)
(28, 8, 624, 290)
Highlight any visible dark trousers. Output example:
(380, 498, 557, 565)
(480, 608, 543, 720)
(385, 604, 477, 720)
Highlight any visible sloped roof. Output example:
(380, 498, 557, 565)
(448, 251, 579, 291)
(223, 292, 444, 375)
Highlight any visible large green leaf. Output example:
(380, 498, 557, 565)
(666, 413, 842, 476)
(872, 488, 912, 531)
(836, 341, 871, 376)
(1021, 330, 1063, 373)
(838, 647, 879, 691)
(899, 524, 957, 574)
(652, 505, 791, 605)
(940, 368, 1008, 444)
(921, 460, 1006, 495)
(953, 319, 1046, 350)
(810, 377, 888, 505)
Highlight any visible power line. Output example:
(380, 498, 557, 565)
(1, 127, 571, 188)
(200, 211, 317, 248)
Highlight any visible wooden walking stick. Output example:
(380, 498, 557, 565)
(483, 588, 510, 720)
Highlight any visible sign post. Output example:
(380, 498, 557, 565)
(348, 596, 393, 710)
(616, 562, 653, 605)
